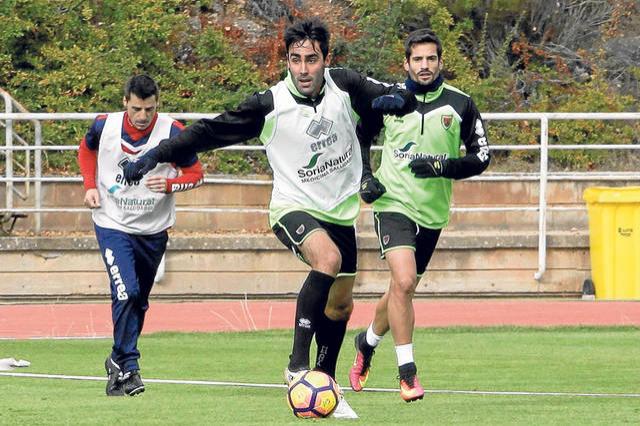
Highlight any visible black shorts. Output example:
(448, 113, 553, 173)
(272, 211, 357, 275)
(373, 211, 442, 276)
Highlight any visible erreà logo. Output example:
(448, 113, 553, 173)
(306, 117, 333, 139)
(303, 152, 323, 169)
(105, 248, 115, 266)
(117, 158, 130, 169)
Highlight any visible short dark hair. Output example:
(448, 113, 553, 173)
(404, 29, 442, 60)
(284, 17, 330, 59)
(124, 74, 159, 100)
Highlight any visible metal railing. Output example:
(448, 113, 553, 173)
(1, 111, 639, 282)
(1, 90, 34, 207)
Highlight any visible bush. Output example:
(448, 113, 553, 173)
(1, 0, 637, 175)
(1, 0, 266, 175)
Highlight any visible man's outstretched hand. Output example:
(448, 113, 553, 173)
(371, 93, 413, 116)
(123, 147, 161, 183)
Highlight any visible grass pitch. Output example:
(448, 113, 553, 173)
(1, 327, 639, 424)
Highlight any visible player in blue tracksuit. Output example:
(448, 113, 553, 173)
(78, 75, 203, 395)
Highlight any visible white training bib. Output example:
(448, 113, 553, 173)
(263, 69, 363, 212)
(92, 112, 178, 234)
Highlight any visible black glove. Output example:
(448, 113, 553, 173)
(409, 157, 448, 178)
(123, 147, 161, 183)
(360, 174, 386, 204)
(371, 93, 407, 114)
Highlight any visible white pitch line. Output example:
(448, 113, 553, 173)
(0, 336, 110, 340)
(1, 372, 639, 398)
(378, 387, 640, 398)
(0, 372, 286, 389)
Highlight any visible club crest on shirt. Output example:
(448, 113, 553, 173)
(441, 114, 453, 130)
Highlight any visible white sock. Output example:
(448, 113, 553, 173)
(395, 343, 414, 366)
(365, 324, 384, 348)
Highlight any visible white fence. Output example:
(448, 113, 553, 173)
(1, 106, 640, 281)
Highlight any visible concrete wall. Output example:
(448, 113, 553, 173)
(0, 232, 589, 300)
(4, 177, 625, 233)
(0, 177, 630, 300)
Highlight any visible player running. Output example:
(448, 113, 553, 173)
(78, 74, 203, 396)
(350, 29, 491, 402)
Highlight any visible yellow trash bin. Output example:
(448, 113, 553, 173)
(583, 186, 640, 299)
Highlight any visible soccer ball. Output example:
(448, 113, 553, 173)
(286, 370, 340, 418)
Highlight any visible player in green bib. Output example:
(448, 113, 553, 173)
(350, 29, 491, 402)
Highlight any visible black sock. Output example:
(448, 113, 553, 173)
(399, 362, 417, 380)
(314, 315, 347, 378)
(356, 331, 375, 357)
(288, 270, 335, 371)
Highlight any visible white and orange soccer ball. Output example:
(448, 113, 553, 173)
(286, 370, 340, 418)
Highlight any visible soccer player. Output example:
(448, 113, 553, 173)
(122, 18, 415, 413)
(350, 29, 491, 401)
(78, 75, 204, 396)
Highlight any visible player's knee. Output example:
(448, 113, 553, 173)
(325, 300, 353, 321)
(314, 248, 342, 276)
(391, 276, 417, 297)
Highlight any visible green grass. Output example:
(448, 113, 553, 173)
(1, 327, 640, 425)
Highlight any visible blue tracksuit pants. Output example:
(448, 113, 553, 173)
(94, 224, 168, 373)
